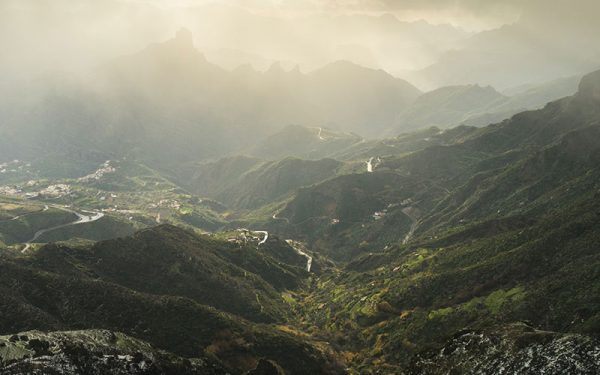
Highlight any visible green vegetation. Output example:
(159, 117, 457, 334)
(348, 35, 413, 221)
(0, 204, 76, 245)
(0, 225, 342, 374)
(1, 70, 600, 373)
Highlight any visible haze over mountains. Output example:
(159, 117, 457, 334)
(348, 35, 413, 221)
(2, 0, 598, 168)
(1, 1, 600, 374)
(2, 68, 600, 374)
(3, 0, 599, 87)
(0, 28, 422, 170)
(0, 26, 587, 176)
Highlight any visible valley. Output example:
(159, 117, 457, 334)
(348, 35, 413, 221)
(1, 4, 600, 373)
(1, 71, 600, 374)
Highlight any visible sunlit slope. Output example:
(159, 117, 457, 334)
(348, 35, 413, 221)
(271, 70, 600, 261)
(284, 70, 600, 371)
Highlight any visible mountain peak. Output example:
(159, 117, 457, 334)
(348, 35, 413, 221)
(266, 61, 285, 74)
(577, 69, 600, 102)
(174, 28, 194, 47)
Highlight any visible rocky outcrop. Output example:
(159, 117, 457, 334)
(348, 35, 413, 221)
(409, 323, 600, 375)
(0, 329, 225, 375)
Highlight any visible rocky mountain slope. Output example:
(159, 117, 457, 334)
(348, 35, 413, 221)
(0, 329, 225, 375)
(408, 323, 600, 375)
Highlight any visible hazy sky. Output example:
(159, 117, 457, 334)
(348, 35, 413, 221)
(126, 0, 598, 30)
(0, 0, 599, 84)
(127, 0, 522, 30)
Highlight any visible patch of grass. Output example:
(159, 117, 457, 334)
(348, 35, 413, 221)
(428, 307, 454, 320)
(484, 287, 526, 315)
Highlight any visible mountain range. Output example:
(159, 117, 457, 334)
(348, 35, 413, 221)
(3, 69, 599, 372)
(1, 22, 600, 375)
(2, 28, 586, 182)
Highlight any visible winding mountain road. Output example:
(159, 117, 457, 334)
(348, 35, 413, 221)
(317, 127, 325, 140)
(366, 157, 374, 172)
(255, 230, 269, 245)
(272, 211, 290, 223)
(366, 157, 381, 173)
(1, 205, 49, 223)
(401, 207, 419, 245)
(21, 207, 104, 253)
(285, 240, 313, 272)
(296, 248, 313, 272)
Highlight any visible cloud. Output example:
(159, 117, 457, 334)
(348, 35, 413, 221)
(0, 0, 597, 82)
(113, 0, 522, 30)
(160, 0, 598, 31)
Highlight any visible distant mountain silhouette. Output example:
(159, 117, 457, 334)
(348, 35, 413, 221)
(0, 30, 421, 172)
(390, 75, 582, 134)
(408, 22, 599, 90)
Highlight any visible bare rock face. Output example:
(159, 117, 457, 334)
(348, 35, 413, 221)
(0, 330, 226, 375)
(408, 323, 600, 375)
